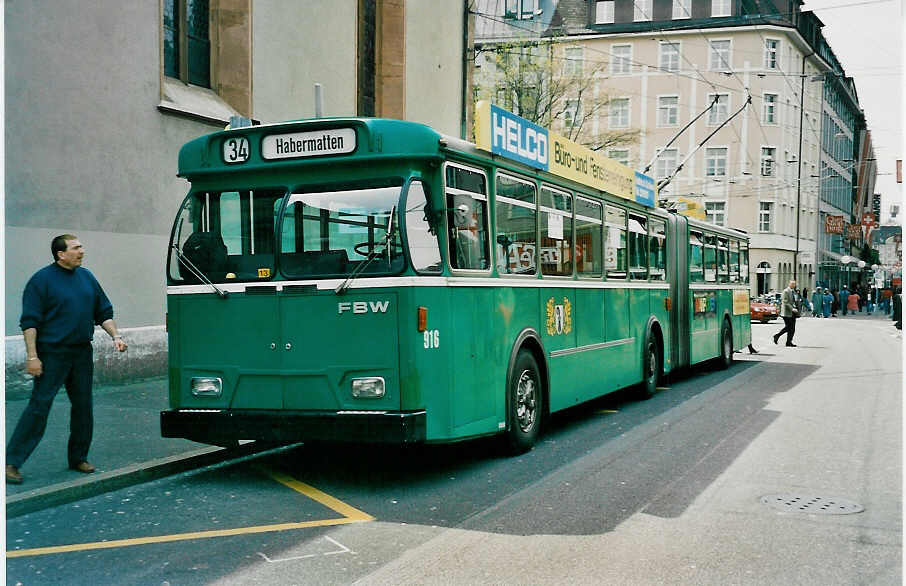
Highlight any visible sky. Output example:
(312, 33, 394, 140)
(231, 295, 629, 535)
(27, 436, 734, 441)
(800, 0, 904, 223)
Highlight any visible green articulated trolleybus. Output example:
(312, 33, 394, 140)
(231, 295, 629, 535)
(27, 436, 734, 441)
(161, 101, 751, 453)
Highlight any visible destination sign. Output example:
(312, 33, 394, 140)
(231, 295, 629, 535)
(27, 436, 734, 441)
(262, 128, 356, 160)
(474, 101, 656, 207)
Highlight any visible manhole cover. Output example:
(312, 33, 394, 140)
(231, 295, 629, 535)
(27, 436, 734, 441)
(761, 494, 864, 515)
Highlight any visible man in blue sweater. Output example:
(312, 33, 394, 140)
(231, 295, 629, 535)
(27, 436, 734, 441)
(6, 235, 127, 484)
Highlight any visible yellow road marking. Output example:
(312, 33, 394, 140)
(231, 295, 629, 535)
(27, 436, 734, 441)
(255, 465, 374, 522)
(7, 465, 372, 558)
(656, 386, 670, 391)
(596, 409, 618, 414)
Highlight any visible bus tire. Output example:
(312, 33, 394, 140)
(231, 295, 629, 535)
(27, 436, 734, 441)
(505, 349, 543, 454)
(636, 336, 660, 399)
(719, 320, 733, 370)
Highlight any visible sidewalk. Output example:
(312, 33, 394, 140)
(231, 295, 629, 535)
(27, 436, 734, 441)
(4, 376, 279, 518)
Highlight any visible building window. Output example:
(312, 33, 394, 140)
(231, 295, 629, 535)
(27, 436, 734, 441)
(709, 40, 731, 71)
(761, 147, 776, 176)
(706, 201, 726, 226)
(634, 0, 652, 21)
(563, 47, 584, 76)
(608, 149, 630, 166)
(609, 98, 630, 128)
(707, 93, 729, 124)
(659, 42, 680, 72)
(712, 0, 731, 16)
(759, 201, 774, 232)
(655, 148, 679, 179)
(611, 44, 632, 74)
(672, 0, 691, 19)
(564, 99, 581, 128)
(506, 0, 539, 19)
(163, 0, 210, 88)
(657, 96, 679, 126)
(763, 93, 778, 124)
(705, 147, 728, 177)
(595, 0, 615, 23)
(764, 39, 779, 69)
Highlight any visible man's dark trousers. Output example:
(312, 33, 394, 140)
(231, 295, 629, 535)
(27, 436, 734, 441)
(776, 316, 796, 345)
(6, 344, 93, 469)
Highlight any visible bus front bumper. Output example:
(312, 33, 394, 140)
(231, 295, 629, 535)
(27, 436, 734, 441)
(160, 408, 427, 446)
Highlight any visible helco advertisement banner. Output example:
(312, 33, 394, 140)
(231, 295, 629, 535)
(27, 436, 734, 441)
(474, 101, 657, 208)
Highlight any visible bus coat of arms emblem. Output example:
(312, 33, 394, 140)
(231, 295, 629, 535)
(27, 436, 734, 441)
(546, 297, 572, 336)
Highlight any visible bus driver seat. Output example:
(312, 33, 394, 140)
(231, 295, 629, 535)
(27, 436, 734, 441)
(180, 231, 228, 282)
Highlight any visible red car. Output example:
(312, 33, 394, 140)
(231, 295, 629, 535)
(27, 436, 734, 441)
(750, 298, 779, 323)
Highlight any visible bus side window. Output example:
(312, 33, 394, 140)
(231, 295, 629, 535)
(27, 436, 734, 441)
(405, 181, 442, 274)
(576, 197, 603, 278)
(540, 186, 573, 277)
(689, 231, 704, 283)
(718, 237, 730, 283)
(649, 218, 666, 281)
(605, 205, 626, 279)
(628, 213, 648, 280)
(740, 241, 749, 283)
(729, 240, 740, 282)
(495, 173, 537, 275)
(446, 164, 490, 271)
(704, 233, 717, 282)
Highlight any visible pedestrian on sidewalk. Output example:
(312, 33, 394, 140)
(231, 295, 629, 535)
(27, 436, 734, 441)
(840, 285, 850, 316)
(894, 288, 902, 330)
(847, 289, 860, 316)
(811, 288, 823, 317)
(830, 288, 839, 317)
(773, 280, 799, 347)
(822, 288, 833, 318)
(867, 291, 874, 314)
(5, 235, 128, 485)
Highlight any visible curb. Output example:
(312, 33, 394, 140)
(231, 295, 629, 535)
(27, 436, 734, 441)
(6, 441, 302, 519)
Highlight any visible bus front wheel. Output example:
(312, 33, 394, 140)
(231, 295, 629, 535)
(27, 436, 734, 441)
(505, 349, 543, 454)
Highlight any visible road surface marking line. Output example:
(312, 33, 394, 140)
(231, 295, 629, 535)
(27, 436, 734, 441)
(8, 470, 373, 559)
(257, 465, 375, 522)
(257, 536, 352, 563)
(6, 517, 364, 558)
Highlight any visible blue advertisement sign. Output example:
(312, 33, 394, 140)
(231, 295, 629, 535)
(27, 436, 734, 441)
(489, 104, 549, 171)
(634, 172, 656, 207)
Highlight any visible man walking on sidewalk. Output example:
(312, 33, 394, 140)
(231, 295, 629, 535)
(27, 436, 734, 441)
(6, 235, 127, 484)
(774, 279, 799, 347)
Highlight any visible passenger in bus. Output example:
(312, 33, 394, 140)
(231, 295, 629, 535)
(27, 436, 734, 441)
(6, 235, 128, 485)
(452, 199, 482, 269)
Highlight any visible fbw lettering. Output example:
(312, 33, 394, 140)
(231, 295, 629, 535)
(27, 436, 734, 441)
(338, 301, 391, 314)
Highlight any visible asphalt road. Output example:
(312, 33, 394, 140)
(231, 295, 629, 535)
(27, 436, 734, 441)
(6, 314, 901, 585)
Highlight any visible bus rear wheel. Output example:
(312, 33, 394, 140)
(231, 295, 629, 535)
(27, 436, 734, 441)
(636, 337, 660, 399)
(719, 321, 733, 370)
(505, 349, 542, 454)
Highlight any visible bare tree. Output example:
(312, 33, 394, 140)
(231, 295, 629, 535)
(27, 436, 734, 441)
(474, 40, 639, 152)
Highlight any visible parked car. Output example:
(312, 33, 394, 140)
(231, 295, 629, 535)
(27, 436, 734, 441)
(751, 298, 779, 323)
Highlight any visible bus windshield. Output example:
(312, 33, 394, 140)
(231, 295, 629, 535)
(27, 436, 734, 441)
(168, 189, 284, 284)
(279, 185, 404, 278)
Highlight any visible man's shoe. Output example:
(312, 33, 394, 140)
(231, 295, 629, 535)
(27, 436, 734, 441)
(6, 465, 23, 484)
(69, 462, 95, 474)
(785, 343, 797, 347)
(773, 334, 780, 345)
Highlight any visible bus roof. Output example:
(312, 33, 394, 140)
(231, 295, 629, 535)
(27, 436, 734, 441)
(177, 117, 445, 179)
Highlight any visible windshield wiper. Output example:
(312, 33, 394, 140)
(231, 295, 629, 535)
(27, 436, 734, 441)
(171, 244, 229, 299)
(336, 206, 396, 295)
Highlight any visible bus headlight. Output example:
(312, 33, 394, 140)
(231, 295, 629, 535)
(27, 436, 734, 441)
(191, 377, 223, 397)
(351, 377, 385, 398)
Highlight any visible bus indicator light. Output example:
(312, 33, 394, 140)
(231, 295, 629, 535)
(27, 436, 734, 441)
(417, 307, 427, 331)
(665, 297, 672, 311)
